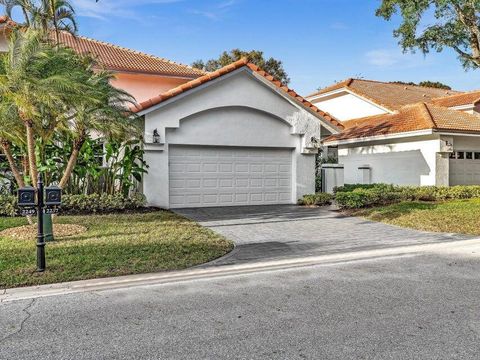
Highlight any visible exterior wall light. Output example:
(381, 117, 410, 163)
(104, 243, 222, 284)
(153, 129, 161, 144)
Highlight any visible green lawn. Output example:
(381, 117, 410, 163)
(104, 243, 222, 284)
(354, 198, 480, 235)
(0, 211, 233, 288)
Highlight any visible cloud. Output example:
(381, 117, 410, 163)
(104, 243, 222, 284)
(330, 22, 348, 30)
(365, 49, 402, 67)
(189, 0, 239, 20)
(71, 0, 183, 20)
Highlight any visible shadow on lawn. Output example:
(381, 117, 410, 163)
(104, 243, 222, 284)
(357, 201, 439, 221)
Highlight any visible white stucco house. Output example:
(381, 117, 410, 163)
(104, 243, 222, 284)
(306, 79, 480, 187)
(133, 59, 342, 208)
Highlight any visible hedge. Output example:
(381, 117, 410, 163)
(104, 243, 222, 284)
(297, 193, 334, 206)
(0, 193, 147, 217)
(334, 184, 480, 209)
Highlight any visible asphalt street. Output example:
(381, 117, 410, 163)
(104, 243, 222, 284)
(1, 241, 480, 360)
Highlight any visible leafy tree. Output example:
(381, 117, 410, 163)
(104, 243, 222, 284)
(390, 80, 452, 89)
(418, 80, 452, 89)
(192, 49, 290, 84)
(377, 0, 480, 69)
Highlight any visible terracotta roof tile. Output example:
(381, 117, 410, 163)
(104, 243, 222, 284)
(324, 102, 480, 143)
(430, 90, 480, 108)
(132, 58, 344, 130)
(56, 32, 205, 78)
(0, 17, 204, 78)
(309, 78, 459, 111)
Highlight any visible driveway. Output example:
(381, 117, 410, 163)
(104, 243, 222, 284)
(175, 205, 472, 265)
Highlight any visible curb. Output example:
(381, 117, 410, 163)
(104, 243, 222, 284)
(2, 237, 480, 303)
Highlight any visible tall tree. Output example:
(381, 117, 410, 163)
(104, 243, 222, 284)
(0, 29, 92, 186)
(192, 49, 290, 84)
(0, 0, 77, 40)
(377, 0, 480, 69)
(58, 68, 137, 189)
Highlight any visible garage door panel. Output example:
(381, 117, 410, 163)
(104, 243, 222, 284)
(450, 151, 480, 185)
(169, 146, 293, 208)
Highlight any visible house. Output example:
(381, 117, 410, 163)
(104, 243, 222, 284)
(133, 59, 342, 208)
(0, 16, 205, 103)
(307, 79, 480, 187)
(0, 17, 345, 208)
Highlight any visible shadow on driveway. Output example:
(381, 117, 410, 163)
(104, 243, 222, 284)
(175, 205, 472, 266)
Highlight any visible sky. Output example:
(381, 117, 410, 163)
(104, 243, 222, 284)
(27, 0, 480, 94)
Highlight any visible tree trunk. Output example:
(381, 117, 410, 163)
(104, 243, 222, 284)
(24, 120, 38, 187)
(0, 139, 25, 188)
(59, 138, 85, 189)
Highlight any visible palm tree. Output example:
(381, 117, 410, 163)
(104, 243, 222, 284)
(58, 69, 138, 188)
(35, 0, 77, 44)
(0, 28, 93, 186)
(0, 0, 77, 42)
(0, 0, 33, 26)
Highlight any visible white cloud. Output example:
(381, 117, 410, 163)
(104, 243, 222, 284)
(365, 49, 402, 67)
(189, 0, 239, 20)
(71, 0, 183, 20)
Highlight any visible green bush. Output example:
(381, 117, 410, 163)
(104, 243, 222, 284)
(0, 195, 17, 217)
(0, 193, 147, 217)
(298, 193, 334, 206)
(61, 193, 147, 214)
(335, 183, 480, 209)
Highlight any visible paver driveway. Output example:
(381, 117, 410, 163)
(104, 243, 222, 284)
(175, 205, 472, 265)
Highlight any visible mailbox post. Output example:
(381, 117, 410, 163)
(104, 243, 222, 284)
(17, 173, 62, 272)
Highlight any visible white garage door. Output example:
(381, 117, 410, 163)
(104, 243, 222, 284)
(169, 146, 293, 208)
(449, 150, 480, 185)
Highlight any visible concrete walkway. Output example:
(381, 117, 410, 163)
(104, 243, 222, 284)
(175, 205, 472, 266)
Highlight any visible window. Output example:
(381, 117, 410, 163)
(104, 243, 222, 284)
(449, 152, 457, 159)
(466, 152, 473, 160)
(457, 151, 465, 159)
(475, 152, 480, 160)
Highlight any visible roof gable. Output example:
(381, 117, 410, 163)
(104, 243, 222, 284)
(309, 78, 459, 111)
(133, 58, 344, 131)
(324, 102, 480, 144)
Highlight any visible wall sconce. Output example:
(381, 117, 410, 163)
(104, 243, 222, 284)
(152, 129, 161, 144)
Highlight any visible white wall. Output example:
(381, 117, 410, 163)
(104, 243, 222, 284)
(338, 136, 441, 186)
(308, 91, 388, 121)
(143, 70, 322, 208)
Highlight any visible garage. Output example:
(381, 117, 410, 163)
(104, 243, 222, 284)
(168, 146, 293, 208)
(135, 59, 342, 208)
(449, 150, 480, 185)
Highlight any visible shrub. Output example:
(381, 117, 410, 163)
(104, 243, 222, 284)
(61, 193, 147, 214)
(335, 183, 480, 209)
(298, 193, 334, 206)
(0, 195, 17, 217)
(0, 193, 147, 217)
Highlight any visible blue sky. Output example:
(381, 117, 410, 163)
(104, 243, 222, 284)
(59, 1, 480, 94)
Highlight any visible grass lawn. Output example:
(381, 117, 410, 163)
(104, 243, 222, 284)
(354, 198, 480, 235)
(0, 211, 233, 289)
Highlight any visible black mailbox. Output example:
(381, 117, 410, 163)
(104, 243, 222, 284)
(18, 186, 36, 207)
(45, 186, 62, 206)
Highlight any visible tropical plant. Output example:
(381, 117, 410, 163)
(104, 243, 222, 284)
(192, 49, 290, 84)
(0, 28, 95, 187)
(0, 0, 77, 41)
(377, 0, 480, 69)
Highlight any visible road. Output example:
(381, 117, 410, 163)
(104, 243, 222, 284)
(1, 240, 480, 359)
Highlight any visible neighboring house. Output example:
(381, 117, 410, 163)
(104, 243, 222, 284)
(308, 79, 480, 187)
(133, 59, 342, 208)
(0, 17, 204, 103)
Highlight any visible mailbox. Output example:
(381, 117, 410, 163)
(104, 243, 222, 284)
(45, 186, 62, 207)
(18, 186, 36, 207)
